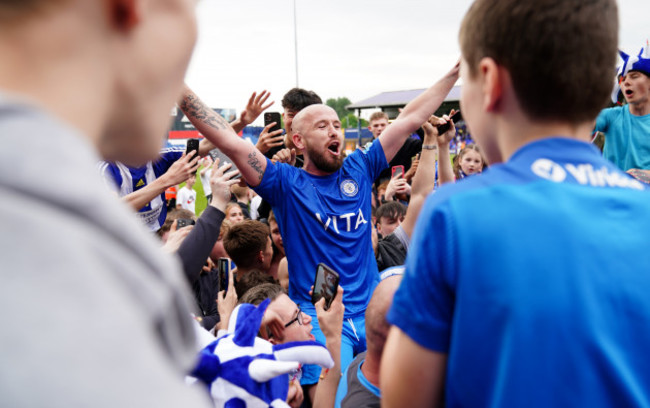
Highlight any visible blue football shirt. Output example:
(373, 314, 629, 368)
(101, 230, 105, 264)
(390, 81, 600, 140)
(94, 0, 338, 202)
(100, 147, 184, 231)
(596, 105, 650, 171)
(254, 139, 387, 317)
(389, 137, 650, 407)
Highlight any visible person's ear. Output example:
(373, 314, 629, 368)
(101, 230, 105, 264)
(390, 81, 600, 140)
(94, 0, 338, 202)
(478, 57, 503, 114)
(108, 0, 140, 31)
(292, 132, 306, 151)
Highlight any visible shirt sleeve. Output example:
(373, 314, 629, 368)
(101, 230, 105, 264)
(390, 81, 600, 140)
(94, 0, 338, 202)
(252, 158, 293, 207)
(350, 138, 389, 183)
(177, 205, 225, 285)
(595, 108, 612, 133)
(386, 195, 456, 353)
(98, 162, 121, 193)
(177, 189, 188, 207)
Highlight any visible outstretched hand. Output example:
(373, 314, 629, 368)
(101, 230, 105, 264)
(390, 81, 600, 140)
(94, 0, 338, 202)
(422, 109, 457, 147)
(240, 90, 274, 126)
(216, 264, 238, 332)
(162, 151, 200, 186)
(209, 159, 241, 211)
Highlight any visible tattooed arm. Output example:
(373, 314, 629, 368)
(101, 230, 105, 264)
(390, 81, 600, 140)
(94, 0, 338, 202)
(179, 85, 268, 187)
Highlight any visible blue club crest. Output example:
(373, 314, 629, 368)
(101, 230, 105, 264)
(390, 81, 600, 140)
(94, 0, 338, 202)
(340, 179, 359, 197)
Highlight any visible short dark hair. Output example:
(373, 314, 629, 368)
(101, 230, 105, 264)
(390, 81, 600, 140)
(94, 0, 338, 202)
(376, 202, 407, 223)
(235, 269, 277, 299)
(281, 88, 322, 112)
(238, 282, 286, 306)
(459, 0, 618, 124)
(223, 220, 270, 269)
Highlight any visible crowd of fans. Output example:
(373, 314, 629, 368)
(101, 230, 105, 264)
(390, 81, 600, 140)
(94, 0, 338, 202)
(3, 0, 650, 407)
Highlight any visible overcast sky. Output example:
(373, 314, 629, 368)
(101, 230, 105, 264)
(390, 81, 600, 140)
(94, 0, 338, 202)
(185, 0, 649, 123)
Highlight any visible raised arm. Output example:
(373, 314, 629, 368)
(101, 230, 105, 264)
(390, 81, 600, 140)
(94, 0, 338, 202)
(379, 62, 459, 163)
(401, 114, 456, 238)
(180, 85, 269, 187)
(123, 152, 199, 211)
(198, 90, 274, 157)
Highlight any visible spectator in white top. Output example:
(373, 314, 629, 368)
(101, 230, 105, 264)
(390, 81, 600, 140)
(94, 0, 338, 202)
(177, 174, 197, 214)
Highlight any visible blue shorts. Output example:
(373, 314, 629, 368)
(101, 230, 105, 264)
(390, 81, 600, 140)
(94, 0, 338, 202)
(299, 302, 367, 386)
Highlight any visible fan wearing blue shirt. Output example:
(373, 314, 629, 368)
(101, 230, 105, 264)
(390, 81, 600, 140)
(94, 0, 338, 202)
(381, 1, 650, 407)
(178, 68, 459, 400)
(595, 45, 650, 172)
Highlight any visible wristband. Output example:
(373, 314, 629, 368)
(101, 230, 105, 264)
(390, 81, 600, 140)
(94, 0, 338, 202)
(422, 144, 437, 150)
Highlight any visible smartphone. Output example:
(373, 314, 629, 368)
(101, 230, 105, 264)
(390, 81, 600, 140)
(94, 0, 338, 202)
(392, 165, 405, 179)
(264, 112, 283, 134)
(311, 263, 340, 310)
(218, 257, 230, 294)
(436, 111, 462, 135)
(176, 218, 195, 229)
(185, 138, 200, 158)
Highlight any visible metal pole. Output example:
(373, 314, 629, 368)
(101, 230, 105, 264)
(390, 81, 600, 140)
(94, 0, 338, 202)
(293, 0, 299, 87)
(357, 109, 362, 147)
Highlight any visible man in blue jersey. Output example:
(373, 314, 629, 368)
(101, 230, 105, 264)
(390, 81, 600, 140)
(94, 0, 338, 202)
(381, 1, 650, 407)
(178, 66, 458, 398)
(596, 44, 650, 172)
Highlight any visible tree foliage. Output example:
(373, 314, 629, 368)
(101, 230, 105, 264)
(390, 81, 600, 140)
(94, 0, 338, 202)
(326, 97, 366, 128)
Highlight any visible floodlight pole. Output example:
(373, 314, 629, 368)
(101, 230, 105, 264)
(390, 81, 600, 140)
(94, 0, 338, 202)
(293, 0, 299, 87)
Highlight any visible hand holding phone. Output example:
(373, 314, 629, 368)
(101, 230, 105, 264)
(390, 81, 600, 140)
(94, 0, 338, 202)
(176, 218, 195, 229)
(311, 263, 340, 311)
(185, 138, 200, 158)
(264, 112, 283, 134)
(392, 165, 405, 179)
(218, 257, 230, 294)
(436, 110, 462, 135)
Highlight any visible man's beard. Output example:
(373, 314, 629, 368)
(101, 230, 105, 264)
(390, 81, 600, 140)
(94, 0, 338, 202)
(306, 143, 344, 173)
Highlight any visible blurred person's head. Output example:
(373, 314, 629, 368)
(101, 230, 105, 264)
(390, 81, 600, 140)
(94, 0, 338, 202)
(453, 144, 487, 179)
(225, 203, 244, 224)
(368, 111, 389, 139)
(268, 211, 284, 256)
(223, 220, 273, 274)
(377, 181, 389, 203)
(231, 184, 249, 203)
(185, 174, 196, 189)
(458, 0, 618, 164)
(281, 88, 322, 145)
(239, 283, 314, 344)
(291, 104, 344, 175)
(0, 0, 199, 166)
(158, 208, 196, 241)
(375, 202, 406, 238)
(235, 269, 277, 299)
(209, 219, 232, 262)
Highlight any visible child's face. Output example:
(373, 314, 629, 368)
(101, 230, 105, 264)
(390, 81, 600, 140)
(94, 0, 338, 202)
(621, 71, 650, 106)
(459, 150, 483, 175)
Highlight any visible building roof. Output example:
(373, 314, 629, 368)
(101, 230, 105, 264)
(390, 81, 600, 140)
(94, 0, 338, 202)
(347, 85, 461, 111)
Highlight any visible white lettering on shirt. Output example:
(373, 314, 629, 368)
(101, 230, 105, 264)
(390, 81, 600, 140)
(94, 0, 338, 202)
(532, 159, 644, 190)
(316, 209, 368, 234)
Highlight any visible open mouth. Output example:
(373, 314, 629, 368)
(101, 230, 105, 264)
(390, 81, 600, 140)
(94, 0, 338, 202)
(625, 89, 634, 97)
(327, 141, 341, 156)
